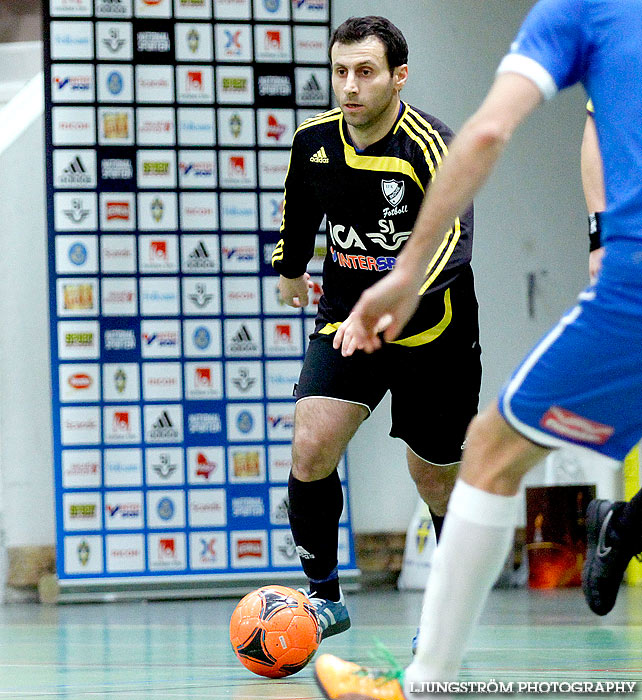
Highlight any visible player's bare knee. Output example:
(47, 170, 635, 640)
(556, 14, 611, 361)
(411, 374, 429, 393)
(291, 428, 339, 481)
(465, 406, 514, 460)
(412, 468, 455, 512)
(417, 482, 451, 513)
(462, 406, 549, 492)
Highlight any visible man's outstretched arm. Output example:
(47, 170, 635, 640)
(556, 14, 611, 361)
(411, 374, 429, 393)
(334, 72, 543, 356)
(581, 112, 606, 283)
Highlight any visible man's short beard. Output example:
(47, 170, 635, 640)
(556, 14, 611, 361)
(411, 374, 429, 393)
(342, 99, 392, 130)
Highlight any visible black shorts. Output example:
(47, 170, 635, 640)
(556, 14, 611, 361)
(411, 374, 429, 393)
(295, 267, 481, 464)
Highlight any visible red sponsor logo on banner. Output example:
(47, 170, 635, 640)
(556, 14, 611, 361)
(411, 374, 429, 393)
(111, 547, 141, 559)
(113, 411, 130, 431)
(68, 373, 92, 389)
(187, 71, 203, 91)
(196, 452, 217, 478)
(150, 240, 167, 260)
(184, 205, 214, 217)
(265, 30, 281, 50)
(229, 156, 245, 175)
(266, 114, 286, 141)
(60, 121, 90, 131)
(540, 406, 614, 445)
(237, 538, 263, 558)
(106, 201, 130, 221)
(158, 538, 176, 558)
(195, 367, 211, 386)
(275, 324, 291, 343)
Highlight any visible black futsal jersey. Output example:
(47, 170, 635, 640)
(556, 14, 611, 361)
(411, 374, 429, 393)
(271, 102, 474, 343)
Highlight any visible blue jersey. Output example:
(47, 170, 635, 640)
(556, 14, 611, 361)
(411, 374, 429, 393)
(497, 0, 642, 245)
(495, 0, 642, 459)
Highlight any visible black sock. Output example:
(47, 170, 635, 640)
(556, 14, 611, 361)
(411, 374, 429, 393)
(288, 470, 343, 601)
(610, 492, 642, 553)
(309, 574, 341, 602)
(429, 508, 445, 542)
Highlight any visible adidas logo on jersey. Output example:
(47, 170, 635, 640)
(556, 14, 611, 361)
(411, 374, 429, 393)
(310, 147, 329, 163)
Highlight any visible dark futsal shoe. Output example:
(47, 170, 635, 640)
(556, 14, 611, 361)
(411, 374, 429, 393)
(582, 499, 642, 616)
(299, 588, 351, 640)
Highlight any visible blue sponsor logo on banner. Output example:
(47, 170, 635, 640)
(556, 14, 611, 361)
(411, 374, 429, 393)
(193, 326, 211, 349)
(157, 497, 175, 521)
(107, 503, 141, 518)
(144, 333, 177, 347)
(268, 414, 295, 430)
(223, 246, 256, 262)
(181, 120, 211, 135)
(56, 76, 91, 92)
(236, 410, 254, 433)
(199, 537, 217, 563)
(55, 34, 91, 49)
(107, 71, 124, 95)
(223, 204, 254, 218)
(69, 242, 88, 266)
(224, 30, 242, 56)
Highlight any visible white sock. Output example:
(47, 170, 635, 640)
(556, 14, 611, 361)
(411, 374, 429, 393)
(404, 479, 519, 693)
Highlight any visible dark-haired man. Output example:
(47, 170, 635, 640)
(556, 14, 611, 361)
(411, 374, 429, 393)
(271, 15, 481, 640)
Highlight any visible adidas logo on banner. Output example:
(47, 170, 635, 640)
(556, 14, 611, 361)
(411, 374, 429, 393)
(64, 156, 86, 175)
(59, 155, 92, 186)
(185, 241, 216, 270)
(310, 147, 329, 164)
(304, 74, 322, 95)
(148, 410, 180, 440)
(229, 324, 259, 354)
(233, 325, 252, 343)
(154, 411, 173, 429)
(189, 241, 209, 259)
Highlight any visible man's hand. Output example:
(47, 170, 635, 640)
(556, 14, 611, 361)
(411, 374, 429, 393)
(332, 267, 422, 356)
(589, 247, 604, 285)
(278, 273, 315, 308)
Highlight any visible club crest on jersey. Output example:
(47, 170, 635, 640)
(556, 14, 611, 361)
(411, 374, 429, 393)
(381, 179, 405, 207)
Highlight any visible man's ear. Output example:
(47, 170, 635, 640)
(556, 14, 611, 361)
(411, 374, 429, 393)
(394, 64, 409, 92)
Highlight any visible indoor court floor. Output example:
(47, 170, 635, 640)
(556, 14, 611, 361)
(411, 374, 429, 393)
(0, 586, 640, 699)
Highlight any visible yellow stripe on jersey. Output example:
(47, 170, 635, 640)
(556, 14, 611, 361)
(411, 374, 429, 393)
(406, 107, 450, 156)
(300, 106, 341, 124)
(400, 108, 460, 292)
(398, 121, 436, 179)
(403, 114, 446, 173)
(393, 102, 410, 134)
(278, 182, 289, 236)
(339, 115, 425, 193)
(390, 287, 451, 346)
(317, 287, 452, 346)
(295, 109, 342, 135)
(419, 217, 462, 294)
(272, 238, 285, 265)
(318, 322, 342, 335)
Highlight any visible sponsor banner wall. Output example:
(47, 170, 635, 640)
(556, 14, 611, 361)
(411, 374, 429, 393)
(44, 0, 356, 586)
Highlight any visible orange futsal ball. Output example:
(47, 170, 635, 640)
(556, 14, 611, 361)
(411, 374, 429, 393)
(229, 585, 321, 678)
